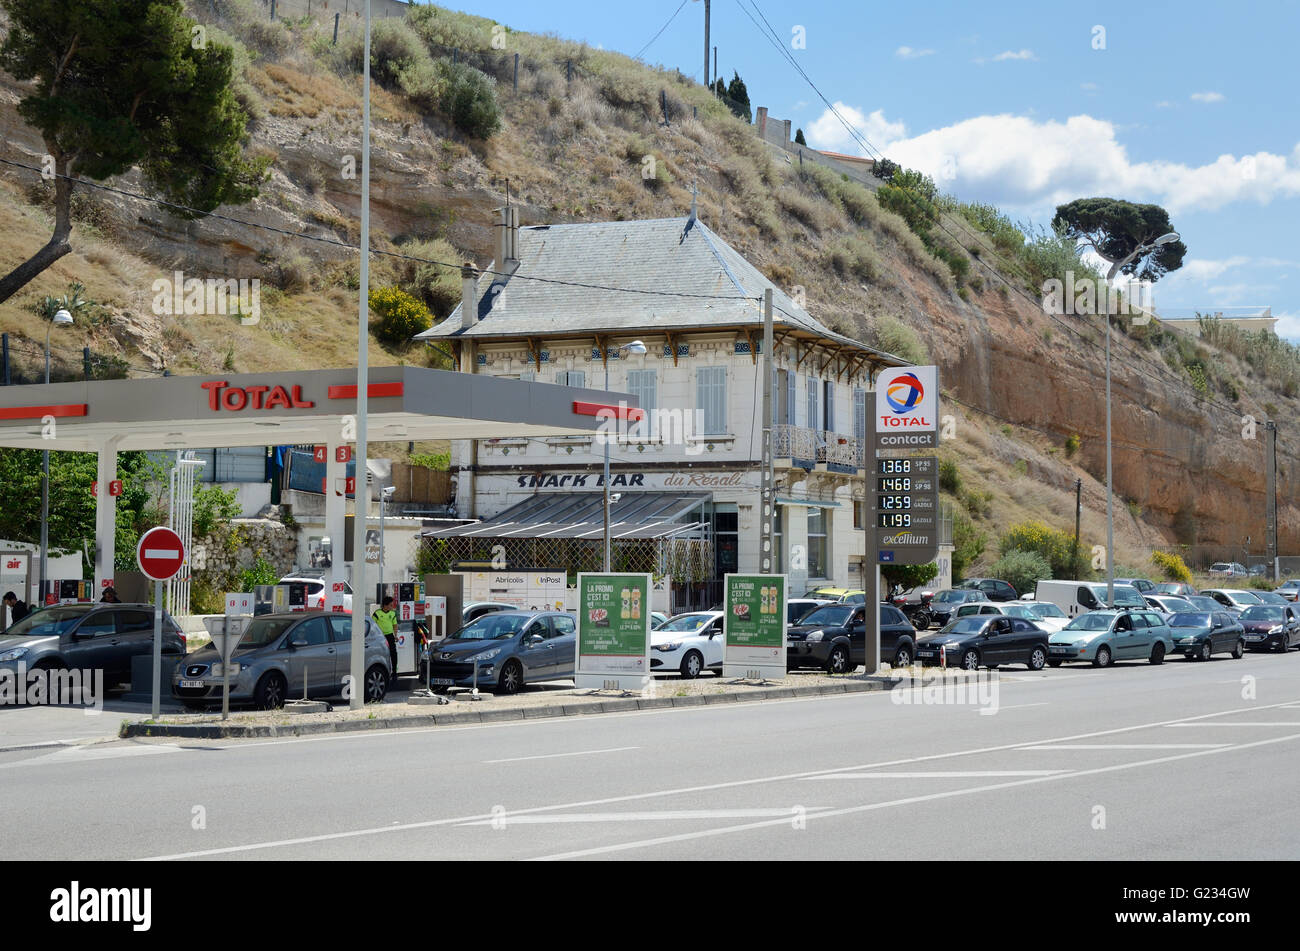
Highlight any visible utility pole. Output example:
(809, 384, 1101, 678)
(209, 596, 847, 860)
(1073, 478, 1082, 578)
(760, 289, 774, 574)
(703, 0, 711, 88)
(1267, 421, 1278, 581)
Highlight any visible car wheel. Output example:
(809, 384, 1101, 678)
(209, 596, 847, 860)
(680, 650, 704, 679)
(1149, 642, 1165, 665)
(496, 660, 523, 695)
(364, 665, 389, 703)
(1232, 639, 1244, 659)
(961, 649, 980, 671)
(1275, 637, 1288, 653)
(1028, 646, 1047, 671)
(826, 645, 851, 675)
(1047, 659, 1063, 668)
(1199, 642, 1212, 662)
(253, 671, 287, 710)
(893, 644, 913, 668)
(1093, 646, 1112, 668)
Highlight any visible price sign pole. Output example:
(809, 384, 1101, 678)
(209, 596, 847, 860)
(137, 527, 186, 720)
(870, 367, 941, 672)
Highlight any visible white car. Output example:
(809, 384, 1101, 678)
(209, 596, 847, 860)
(949, 600, 1067, 633)
(1143, 594, 1197, 620)
(279, 576, 354, 612)
(650, 611, 726, 679)
(1011, 599, 1070, 633)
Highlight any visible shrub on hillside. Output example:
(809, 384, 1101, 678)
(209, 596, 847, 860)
(436, 60, 502, 138)
(369, 286, 434, 345)
(989, 549, 1052, 596)
(939, 458, 961, 494)
(341, 19, 428, 88)
(999, 520, 1077, 577)
(1150, 550, 1193, 583)
(395, 237, 463, 317)
(870, 314, 928, 365)
(951, 509, 987, 582)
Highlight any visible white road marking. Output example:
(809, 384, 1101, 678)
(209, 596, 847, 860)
(1017, 743, 1228, 751)
(983, 703, 1047, 711)
(483, 746, 638, 764)
(459, 808, 832, 825)
(1167, 721, 1300, 727)
(137, 696, 1300, 860)
(533, 731, 1300, 860)
(0, 743, 180, 770)
(803, 770, 1068, 779)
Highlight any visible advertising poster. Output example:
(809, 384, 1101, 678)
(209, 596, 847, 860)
(575, 572, 651, 691)
(723, 573, 787, 679)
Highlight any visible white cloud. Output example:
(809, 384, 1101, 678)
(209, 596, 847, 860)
(1206, 283, 1275, 303)
(806, 102, 906, 156)
(849, 110, 1300, 215)
(993, 49, 1037, 61)
(1081, 82, 1099, 91)
(1155, 101, 1174, 108)
(1178, 257, 1252, 281)
(1191, 91, 1226, 103)
(1272, 310, 1300, 341)
(895, 46, 935, 59)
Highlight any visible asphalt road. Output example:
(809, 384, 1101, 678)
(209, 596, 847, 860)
(4, 649, 1300, 860)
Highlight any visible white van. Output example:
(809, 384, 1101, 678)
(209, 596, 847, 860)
(1033, 579, 1147, 618)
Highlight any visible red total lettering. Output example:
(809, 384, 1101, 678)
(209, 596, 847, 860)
(222, 386, 249, 411)
(265, 386, 292, 410)
(202, 380, 228, 410)
(290, 385, 315, 408)
(245, 385, 270, 409)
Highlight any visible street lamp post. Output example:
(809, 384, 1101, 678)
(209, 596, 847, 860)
(1103, 232, 1179, 604)
(39, 308, 74, 605)
(603, 340, 647, 571)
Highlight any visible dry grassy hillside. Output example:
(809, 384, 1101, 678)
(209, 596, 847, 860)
(0, 0, 1295, 574)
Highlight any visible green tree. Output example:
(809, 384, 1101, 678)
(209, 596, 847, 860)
(1051, 198, 1186, 282)
(988, 549, 1052, 595)
(870, 157, 899, 182)
(725, 71, 751, 123)
(950, 509, 986, 582)
(0, 0, 266, 303)
(794, 128, 806, 146)
(999, 520, 1076, 578)
(881, 562, 938, 592)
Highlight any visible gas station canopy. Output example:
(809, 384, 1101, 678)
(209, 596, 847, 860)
(0, 366, 628, 451)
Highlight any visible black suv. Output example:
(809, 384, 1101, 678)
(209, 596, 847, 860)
(955, 578, 1019, 602)
(0, 603, 185, 686)
(916, 615, 1049, 670)
(787, 603, 916, 673)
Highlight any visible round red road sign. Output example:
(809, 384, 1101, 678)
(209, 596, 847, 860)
(136, 526, 186, 581)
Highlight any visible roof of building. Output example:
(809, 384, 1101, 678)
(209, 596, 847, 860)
(415, 215, 902, 367)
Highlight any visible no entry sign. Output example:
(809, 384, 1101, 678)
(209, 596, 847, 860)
(136, 526, 186, 581)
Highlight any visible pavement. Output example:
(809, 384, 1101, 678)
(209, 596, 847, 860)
(3, 649, 1299, 860)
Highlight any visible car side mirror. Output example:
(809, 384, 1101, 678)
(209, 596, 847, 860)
(289, 638, 307, 649)
(526, 633, 544, 645)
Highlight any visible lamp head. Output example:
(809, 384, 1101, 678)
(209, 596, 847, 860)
(53, 309, 73, 326)
(623, 340, 648, 355)
(1152, 232, 1180, 247)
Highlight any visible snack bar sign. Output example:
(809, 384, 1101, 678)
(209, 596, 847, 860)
(575, 572, 651, 691)
(723, 574, 787, 679)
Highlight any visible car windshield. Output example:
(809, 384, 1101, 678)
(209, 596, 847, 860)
(932, 590, 966, 603)
(1002, 606, 1036, 618)
(1027, 603, 1066, 619)
(1239, 606, 1284, 622)
(1158, 598, 1195, 613)
(659, 614, 713, 632)
(799, 605, 853, 626)
(450, 614, 530, 640)
(1225, 591, 1262, 605)
(1211, 564, 1230, 571)
(0, 605, 92, 638)
(237, 617, 299, 648)
(1065, 613, 1115, 632)
(1253, 592, 1287, 604)
(941, 617, 990, 635)
(1168, 612, 1212, 628)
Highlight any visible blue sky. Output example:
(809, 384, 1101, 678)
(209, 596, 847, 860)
(442, 0, 1300, 337)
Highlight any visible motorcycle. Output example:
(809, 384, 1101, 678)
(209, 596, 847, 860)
(891, 589, 934, 630)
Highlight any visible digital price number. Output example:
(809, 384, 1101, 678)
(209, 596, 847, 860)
(878, 512, 912, 528)
(879, 459, 912, 474)
(878, 477, 912, 492)
(878, 495, 912, 509)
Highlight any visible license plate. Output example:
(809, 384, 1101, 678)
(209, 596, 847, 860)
(430, 678, 455, 686)
(180, 680, 206, 688)
(1245, 635, 1263, 641)
(1049, 647, 1071, 654)
(917, 650, 936, 658)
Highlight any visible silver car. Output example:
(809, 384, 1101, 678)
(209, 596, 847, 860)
(173, 613, 392, 710)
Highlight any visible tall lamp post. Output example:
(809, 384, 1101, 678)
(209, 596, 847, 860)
(1103, 232, 1180, 604)
(603, 339, 647, 571)
(39, 308, 74, 604)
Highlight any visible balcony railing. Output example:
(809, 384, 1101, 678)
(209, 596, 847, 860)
(774, 425, 862, 472)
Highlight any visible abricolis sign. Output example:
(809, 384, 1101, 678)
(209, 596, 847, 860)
(509, 470, 751, 490)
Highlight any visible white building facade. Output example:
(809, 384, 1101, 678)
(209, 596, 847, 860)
(419, 212, 908, 610)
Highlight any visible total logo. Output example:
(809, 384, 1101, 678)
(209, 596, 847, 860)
(876, 366, 937, 432)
